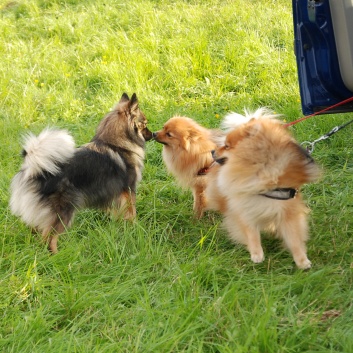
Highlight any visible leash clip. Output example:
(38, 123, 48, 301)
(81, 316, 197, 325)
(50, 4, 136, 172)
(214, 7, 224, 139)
(301, 134, 328, 154)
(301, 123, 350, 154)
(301, 140, 316, 154)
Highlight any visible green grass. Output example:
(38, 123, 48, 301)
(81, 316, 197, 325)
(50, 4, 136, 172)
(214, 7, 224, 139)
(1, 0, 353, 352)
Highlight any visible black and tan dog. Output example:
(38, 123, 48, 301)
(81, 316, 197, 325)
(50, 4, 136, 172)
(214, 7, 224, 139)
(10, 93, 152, 253)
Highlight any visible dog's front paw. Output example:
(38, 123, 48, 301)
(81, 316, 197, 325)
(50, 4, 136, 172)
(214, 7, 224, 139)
(296, 258, 312, 270)
(250, 251, 265, 264)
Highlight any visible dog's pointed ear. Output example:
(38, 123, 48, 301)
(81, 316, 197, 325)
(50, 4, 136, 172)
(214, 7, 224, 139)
(181, 136, 190, 151)
(119, 93, 130, 103)
(129, 93, 139, 113)
(244, 121, 262, 137)
(188, 129, 201, 141)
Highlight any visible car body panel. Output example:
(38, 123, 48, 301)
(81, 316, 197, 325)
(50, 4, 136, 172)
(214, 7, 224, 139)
(292, 0, 353, 115)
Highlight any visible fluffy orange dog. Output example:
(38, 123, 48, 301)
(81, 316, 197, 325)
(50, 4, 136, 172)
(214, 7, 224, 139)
(206, 109, 321, 269)
(153, 116, 222, 218)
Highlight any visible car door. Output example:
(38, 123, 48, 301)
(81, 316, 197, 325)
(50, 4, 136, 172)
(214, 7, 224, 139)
(293, 0, 353, 115)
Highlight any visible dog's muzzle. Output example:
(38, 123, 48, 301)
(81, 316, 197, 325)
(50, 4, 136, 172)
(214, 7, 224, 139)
(211, 150, 227, 165)
(143, 128, 153, 141)
(152, 132, 168, 145)
(215, 157, 228, 165)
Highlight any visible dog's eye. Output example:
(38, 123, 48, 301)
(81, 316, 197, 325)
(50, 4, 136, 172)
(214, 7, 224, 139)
(224, 144, 230, 150)
(166, 132, 172, 137)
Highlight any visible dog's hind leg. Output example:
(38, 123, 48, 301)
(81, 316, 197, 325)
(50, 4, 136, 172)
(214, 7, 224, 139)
(42, 210, 74, 254)
(42, 227, 60, 254)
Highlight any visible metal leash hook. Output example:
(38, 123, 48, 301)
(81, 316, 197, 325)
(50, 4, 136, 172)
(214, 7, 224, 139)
(301, 126, 339, 154)
(301, 140, 315, 154)
(301, 119, 353, 154)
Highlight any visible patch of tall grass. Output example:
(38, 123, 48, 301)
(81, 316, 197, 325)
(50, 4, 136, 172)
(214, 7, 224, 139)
(1, 0, 353, 352)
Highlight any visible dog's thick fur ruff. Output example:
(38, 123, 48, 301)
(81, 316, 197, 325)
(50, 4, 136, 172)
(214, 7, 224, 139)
(205, 109, 321, 269)
(10, 93, 152, 253)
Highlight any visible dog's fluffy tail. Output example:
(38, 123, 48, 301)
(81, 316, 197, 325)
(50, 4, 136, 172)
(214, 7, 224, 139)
(221, 107, 281, 132)
(21, 129, 75, 178)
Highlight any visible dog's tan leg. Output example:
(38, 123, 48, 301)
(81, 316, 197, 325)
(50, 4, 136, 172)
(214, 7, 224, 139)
(111, 191, 136, 221)
(123, 191, 136, 221)
(278, 212, 311, 269)
(48, 234, 59, 254)
(42, 227, 52, 248)
(42, 226, 60, 254)
(192, 184, 206, 219)
(246, 229, 265, 264)
(224, 213, 265, 263)
(42, 212, 73, 254)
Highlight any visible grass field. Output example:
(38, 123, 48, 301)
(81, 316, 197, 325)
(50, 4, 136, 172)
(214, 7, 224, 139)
(1, 0, 353, 352)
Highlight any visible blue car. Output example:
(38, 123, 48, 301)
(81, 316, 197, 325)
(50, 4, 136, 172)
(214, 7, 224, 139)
(293, 0, 353, 115)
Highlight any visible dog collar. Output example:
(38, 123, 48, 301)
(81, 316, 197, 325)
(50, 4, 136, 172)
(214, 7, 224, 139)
(260, 188, 298, 200)
(197, 160, 217, 176)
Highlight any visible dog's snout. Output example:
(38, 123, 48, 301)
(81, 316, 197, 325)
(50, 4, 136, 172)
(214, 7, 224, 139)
(143, 128, 153, 141)
(216, 157, 228, 165)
